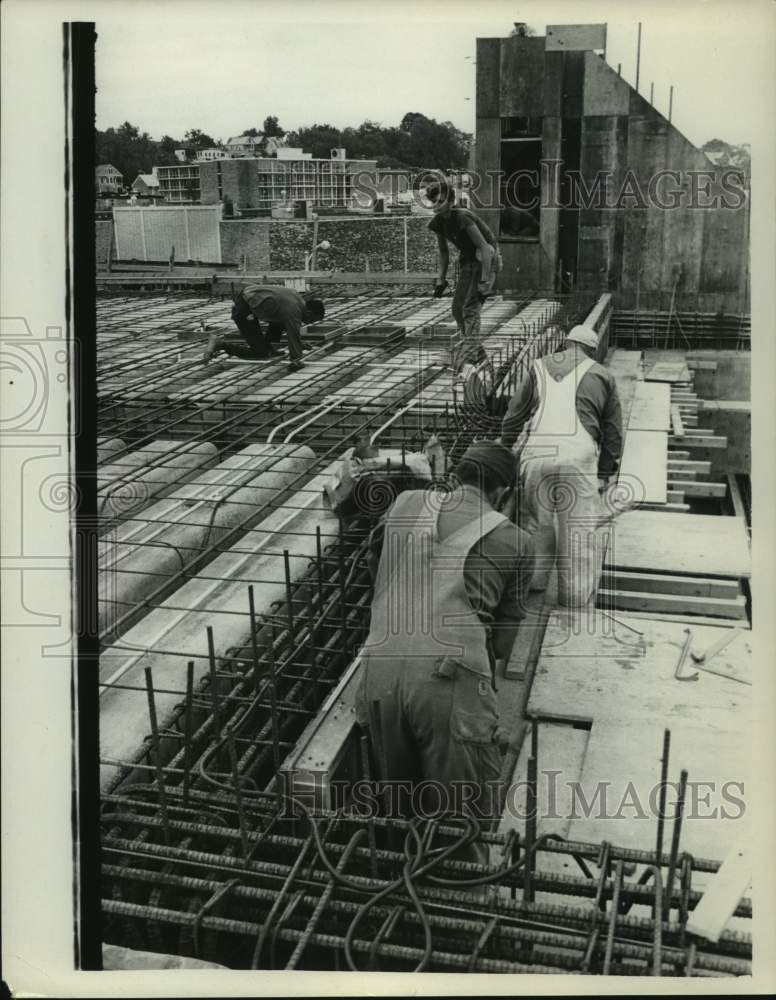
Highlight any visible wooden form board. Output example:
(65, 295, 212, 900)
(606, 350, 642, 427)
(619, 430, 668, 504)
(566, 719, 749, 861)
(528, 611, 752, 733)
(604, 511, 751, 578)
(499, 722, 590, 841)
(628, 382, 671, 431)
(645, 360, 691, 383)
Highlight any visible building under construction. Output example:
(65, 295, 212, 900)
(96, 23, 752, 978)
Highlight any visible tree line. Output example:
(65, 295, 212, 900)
(96, 113, 471, 184)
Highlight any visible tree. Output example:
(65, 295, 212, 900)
(263, 115, 285, 138)
(183, 128, 217, 149)
(285, 123, 342, 159)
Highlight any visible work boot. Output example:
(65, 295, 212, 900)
(202, 332, 223, 364)
(287, 360, 304, 374)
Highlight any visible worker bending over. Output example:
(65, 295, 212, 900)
(203, 284, 324, 372)
(501, 325, 623, 607)
(426, 181, 501, 371)
(356, 442, 534, 857)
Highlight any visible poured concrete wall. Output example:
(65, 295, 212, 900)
(475, 35, 750, 310)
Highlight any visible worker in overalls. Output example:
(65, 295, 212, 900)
(356, 442, 534, 860)
(501, 325, 623, 607)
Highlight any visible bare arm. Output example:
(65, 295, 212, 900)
(465, 223, 494, 282)
(435, 233, 449, 283)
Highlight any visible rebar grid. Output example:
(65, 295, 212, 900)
(96, 283, 746, 974)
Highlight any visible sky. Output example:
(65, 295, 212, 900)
(94, 0, 769, 150)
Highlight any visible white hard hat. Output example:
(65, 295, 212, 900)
(566, 325, 599, 350)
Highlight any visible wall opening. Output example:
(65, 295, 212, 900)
(499, 117, 541, 242)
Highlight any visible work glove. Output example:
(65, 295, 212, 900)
(432, 279, 449, 298)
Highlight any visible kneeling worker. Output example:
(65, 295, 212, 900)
(204, 284, 325, 372)
(356, 442, 534, 855)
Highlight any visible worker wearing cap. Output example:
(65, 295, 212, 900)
(501, 325, 623, 606)
(203, 284, 325, 372)
(355, 442, 534, 851)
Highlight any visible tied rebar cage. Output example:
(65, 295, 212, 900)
(97, 280, 749, 973)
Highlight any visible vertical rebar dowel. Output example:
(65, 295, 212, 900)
(182, 660, 195, 808)
(226, 727, 250, 858)
(635, 22, 642, 91)
(206, 626, 223, 740)
(652, 866, 663, 974)
(315, 526, 324, 612)
(650, 81, 654, 104)
(359, 733, 379, 879)
(664, 768, 688, 921)
(144, 667, 171, 844)
(247, 586, 262, 693)
(669, 85, 674, 123)
(283, 549, 294, 638)
(265, 625, 282, 782)
(602, 860, 625, 975)
(337, 518, 347, 633)
(655, 728, 671, 901)
(523, 755, 537, 904)
(530, 714, 539, 762)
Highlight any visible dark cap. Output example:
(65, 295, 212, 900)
(456, 441, 517, 488)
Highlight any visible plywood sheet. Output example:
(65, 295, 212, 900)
(619, 430, 667, 504)
(567, 720, 749, 861)
(528, 611, 752, 732)
(628, 382, 670, 431)
(645, 360, 691, 383)
(605, 511, 751, 578)
(500, 722, 590, 840)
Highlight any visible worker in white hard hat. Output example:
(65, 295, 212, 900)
(501, 324, 623, 607)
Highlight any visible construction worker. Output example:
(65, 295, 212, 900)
(501, 325, 623, 607)
(356, 442, 534, 857)
(425, 180, 501, 371)
(203, 284, 324, 372)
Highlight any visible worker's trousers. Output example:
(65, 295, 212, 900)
(224, 295, 275, 359)
(355, 654, 502, 867)
(520, 446, 602, 608)
(451, 259, 484, 369)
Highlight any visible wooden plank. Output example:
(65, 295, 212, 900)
(629, 382, 671, 431)
(670, 480, 727, 499)
(639, 502, 691, 513)
(619, 610, 749, 629)
(671, 404, 684, 437)
(686, 843, 750, 942)
(500, 722, 590, 840)
(727, 473, 748, 527)
(601, 571, 741, 599)
(670, 434, 728, 449)
(645, 360, 691, 383)
(668, 460, 711, 473)
(665, 490, 685, 504)
(605, 511, 751, 578)
(597, 588, 747, 620)
(566, 721, 749, 860)
(619, 430, 667, 504)
(529, 611, 752, 731)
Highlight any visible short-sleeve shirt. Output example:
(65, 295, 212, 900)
(428, 207, 497, 262)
